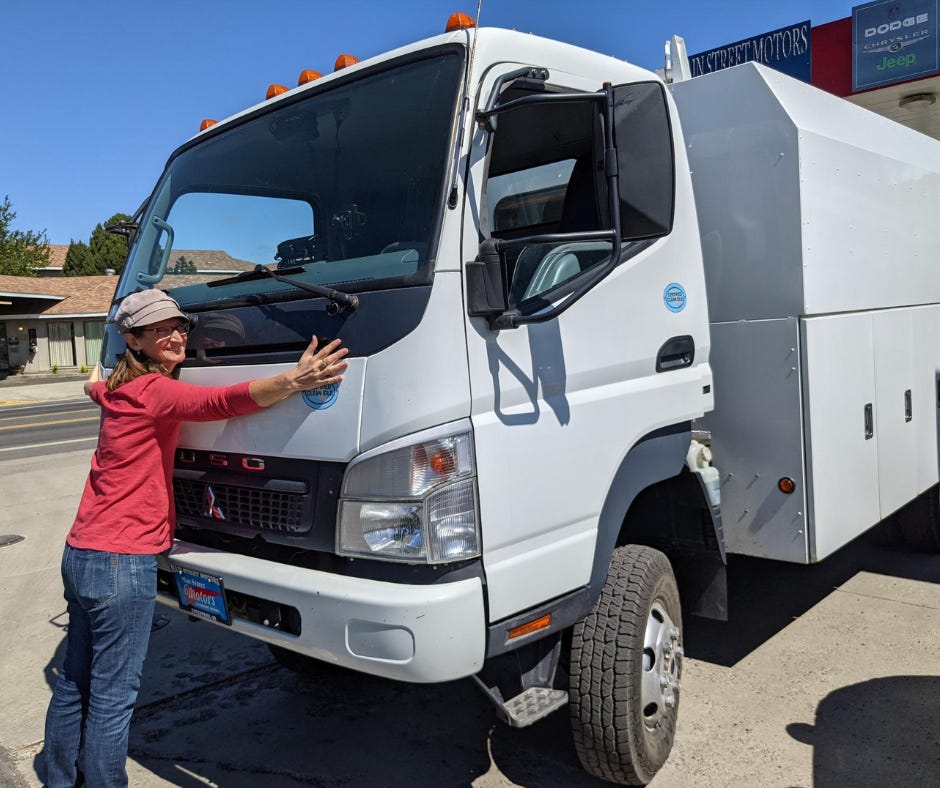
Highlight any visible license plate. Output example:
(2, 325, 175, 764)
(173, 567, 231, 625)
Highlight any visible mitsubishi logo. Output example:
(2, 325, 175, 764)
(204, 485, 225, 520)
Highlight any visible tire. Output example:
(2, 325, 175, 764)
(569, 545, 682, 786)
(894, 484, 940, 552)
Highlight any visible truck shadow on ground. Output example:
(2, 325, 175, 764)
(787, 676, 940, 787)
(684, 534, 940, 667)
(36, 613, 605, 786)
(127, 659, 608, 787)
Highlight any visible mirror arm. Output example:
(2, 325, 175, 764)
(602, 82, 622, 265)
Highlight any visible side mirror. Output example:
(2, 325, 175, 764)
(466, 239, 508, 319)
(611, 82, 675, 239)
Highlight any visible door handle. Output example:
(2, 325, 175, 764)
(656, 335, 695, 373)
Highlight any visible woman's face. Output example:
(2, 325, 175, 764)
(123, 318, 189, 373)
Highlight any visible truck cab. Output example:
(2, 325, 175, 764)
(106, 20, 723, 785)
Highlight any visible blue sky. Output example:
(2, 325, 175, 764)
(1, 0, 854, 245)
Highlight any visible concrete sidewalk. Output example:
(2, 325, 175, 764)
(0, 374, 87, 404)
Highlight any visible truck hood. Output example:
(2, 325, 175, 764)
(176, 357, 364, 463)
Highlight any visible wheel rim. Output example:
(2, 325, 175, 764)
(640, 600, 682, 730)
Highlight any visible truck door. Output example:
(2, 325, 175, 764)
(463, 73, 711, 623)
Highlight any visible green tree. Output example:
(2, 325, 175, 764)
(170, 255, 197, 274)
(63, 212, 133, 276)
(63, 240, 97, 276)
(0, 195, 50, 277)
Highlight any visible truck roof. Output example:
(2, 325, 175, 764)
(185, 27, 660, 144)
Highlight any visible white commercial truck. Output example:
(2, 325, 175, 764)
(102, 15, 940, 784)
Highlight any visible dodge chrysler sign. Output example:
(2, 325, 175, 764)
(853, 0, 939, 90)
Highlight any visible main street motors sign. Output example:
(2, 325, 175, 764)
(853, 0, 939, 90)
(689, 20, 812, 82)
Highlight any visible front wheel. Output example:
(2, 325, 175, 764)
(569, 545, 682, 785)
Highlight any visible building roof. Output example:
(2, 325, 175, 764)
(172, 250, 256, 272)
(0, 274, 119, 316)
(35, 247, 255, 276)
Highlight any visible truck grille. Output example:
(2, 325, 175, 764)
(174, 478, 306, 533)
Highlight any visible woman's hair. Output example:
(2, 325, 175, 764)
(106, 338, 179, 391)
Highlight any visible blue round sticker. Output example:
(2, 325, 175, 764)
(663, 283, 687, 313)
(302, 382, 339, 410)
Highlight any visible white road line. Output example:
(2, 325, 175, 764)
(0, 437, 98, 453)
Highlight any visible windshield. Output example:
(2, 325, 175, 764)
(118, 50, 463, 314)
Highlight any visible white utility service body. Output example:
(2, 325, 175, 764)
(103, 22, 940, 786)
(673, 63, 940, 563)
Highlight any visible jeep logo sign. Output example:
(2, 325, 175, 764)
(853, 0, 938, 91)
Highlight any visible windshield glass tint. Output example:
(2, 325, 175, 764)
(120, 52, 462, 308)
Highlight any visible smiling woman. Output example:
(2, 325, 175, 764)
(39, 288, 349, 787)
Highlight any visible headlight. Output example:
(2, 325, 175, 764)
(338, 433, 480, 564)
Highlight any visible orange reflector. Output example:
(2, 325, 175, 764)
(199, 119, 217, 132)
(334, 54, 360, 71)
(266, 84, 289, 99)
(778, 477, 796, 494)
(446, 12, 476, 31)
(297, 69, 322, 86)
(508, 614, 551, 640)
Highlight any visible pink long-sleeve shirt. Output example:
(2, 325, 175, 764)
(67, 374, 262, 554)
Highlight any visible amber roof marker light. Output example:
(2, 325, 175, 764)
(199, 119, 217, 132)
(266, 84, 289, 100)
(334, 54, 360, 71)
(446, 12, 476, 31)
(297, 69, 322, 86)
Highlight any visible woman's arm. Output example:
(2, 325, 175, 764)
(248, 336, 349, 407)
(83, 363, 102, 396)
(143, 336, 350, 421)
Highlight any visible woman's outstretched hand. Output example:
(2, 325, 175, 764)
(249, 336, 349, 407)
(288, 337, 349, 391)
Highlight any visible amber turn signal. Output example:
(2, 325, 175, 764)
(508, 614, 552, 640)
(778, 477, 796, 494)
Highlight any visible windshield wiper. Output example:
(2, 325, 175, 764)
(209, 264, 359, 315)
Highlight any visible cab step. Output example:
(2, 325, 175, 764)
(502, 687, 568, 727)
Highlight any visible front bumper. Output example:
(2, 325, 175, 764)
(158, 540, 487, 683)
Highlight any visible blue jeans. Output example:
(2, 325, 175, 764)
(40, 545, 157, 788)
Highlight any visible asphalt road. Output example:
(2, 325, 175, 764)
(0, 400, 99, 460)
(1, 421, 938, 786)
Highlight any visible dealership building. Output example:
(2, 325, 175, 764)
(683, 0, 939, 141)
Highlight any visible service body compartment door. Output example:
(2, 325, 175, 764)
(872, 310, 916, 517)
(912, 305, 940, 494)
(801, 313, 880, 560)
